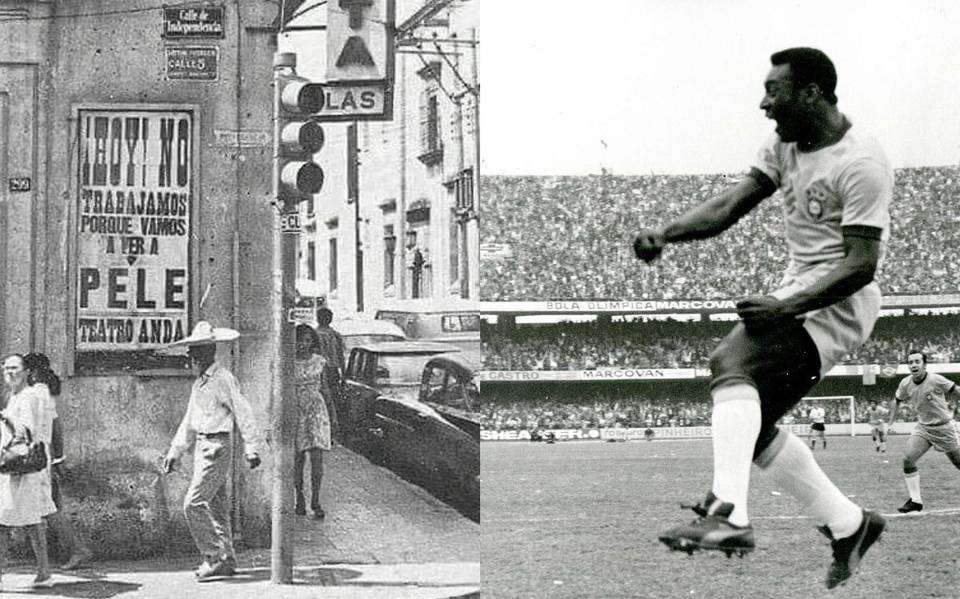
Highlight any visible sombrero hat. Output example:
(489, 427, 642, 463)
(168, 321, 240, 347)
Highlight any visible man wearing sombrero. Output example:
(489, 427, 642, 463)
(161, 321, 264, 581)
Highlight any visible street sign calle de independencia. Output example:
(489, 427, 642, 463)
(163, 6, 225, 39)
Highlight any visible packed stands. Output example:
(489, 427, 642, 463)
(481, 166, 960, 300)
(481, 315, 960, 370)
(481, 389, 925, 432)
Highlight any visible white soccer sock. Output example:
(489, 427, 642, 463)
(758, 431, 863, 539)
(710, 384, 761, 527)
(904, 472, 922, 504)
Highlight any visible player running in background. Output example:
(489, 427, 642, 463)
(888, 351, 960, 513)
(808, 402, 827, 450)
(635, 47, 891, 589)
(866, 401, 888, 452)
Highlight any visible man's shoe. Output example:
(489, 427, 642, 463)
(819, 510, 885, 589)
(196, 559, 236, 582)
(658, 492, 755, 558)
(897, 499, 923, 513)
(218, 556, 237, 576)
(32, 574, 54, 589)
(312, 506, 325, 519)
(62, 548, 93, 571)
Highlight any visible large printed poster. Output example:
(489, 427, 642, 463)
(76, 109, 192, 351)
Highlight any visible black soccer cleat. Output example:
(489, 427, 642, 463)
(658, 492, 755, 558)
(897, 499, 923, 513)
(818, 509, 885, 589)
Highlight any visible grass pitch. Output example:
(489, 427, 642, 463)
(482, 435, 960, 598)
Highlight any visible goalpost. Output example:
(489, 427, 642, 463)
(800, 396, 856, 436)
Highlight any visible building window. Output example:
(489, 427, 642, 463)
(457, 168, 474, 213)
(328, 238, 338, 292)
(418, 90, 443, 166)
(449, 209, 459, 283)
(307, 241, 316, 281)
(383, 225, 396, 289)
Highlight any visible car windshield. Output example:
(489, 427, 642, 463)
(376, 354, 443, 385)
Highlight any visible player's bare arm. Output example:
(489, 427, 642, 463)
(887, 398, 899, 427)
(946, 383, 960, 407)
(736, 229, 880, 329)
(633, 172, 775, 263)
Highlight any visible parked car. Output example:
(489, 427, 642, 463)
(340, 341, 479, 519)
(374, 300, 480, 362)
(332, 318, 407, 364)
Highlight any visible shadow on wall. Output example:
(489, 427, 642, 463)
(4, 454, 197, 562)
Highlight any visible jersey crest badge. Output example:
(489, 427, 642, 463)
(804, 182, 835, 220)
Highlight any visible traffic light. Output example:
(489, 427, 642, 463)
(277, 70, 326, 203)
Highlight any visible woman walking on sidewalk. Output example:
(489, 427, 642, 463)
(0, 354, 57, 589)
(23, 352, 93, 571)
(294, 324, 333, 519)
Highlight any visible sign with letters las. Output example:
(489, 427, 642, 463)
(163, 6, 225, 39)
(75, 109, 193, 351)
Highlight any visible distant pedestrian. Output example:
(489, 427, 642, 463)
(161, 322, 264, 582)
(314, 307, 345, 436)
(294, 325, 332, 519)
(0, 354, 57, 589)
(23, 352, 93, 571)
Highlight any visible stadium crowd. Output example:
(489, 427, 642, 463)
(481, 166, 960, 300)
(482, 315, 960, 370)
(482, 394, 924, 432)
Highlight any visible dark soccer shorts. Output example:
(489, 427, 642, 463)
(810, 422, 826, 432)
(708, 320, 822, 458)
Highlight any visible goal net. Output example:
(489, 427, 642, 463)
(796, 396, 856, 436)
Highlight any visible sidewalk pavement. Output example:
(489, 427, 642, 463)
(0, 562, 479, 598)
(0, 446, 479, 597)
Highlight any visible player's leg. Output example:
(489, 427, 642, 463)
(658, 323, 763, 555)
(750, 319, 884, 588)
(899, 433, 930, 512)
(809, 425, 817, 450)
(878, 427, 886, 453)
(820, 426, 827, 450)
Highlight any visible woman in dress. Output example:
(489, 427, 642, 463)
(23, 352, 93, 570)
(0, 354, 57, 588)
(294, 325, 332, 519)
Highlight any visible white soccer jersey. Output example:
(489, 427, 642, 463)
(809, 406, 826, 424)
(752, 125, 893, 272)
(750, 123, 894, 375)
(867, 406, 887, 426)
(896, 372, 956, 426)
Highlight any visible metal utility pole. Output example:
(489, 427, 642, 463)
(348, 122, 364, 313)
(270, 51, 298, 584)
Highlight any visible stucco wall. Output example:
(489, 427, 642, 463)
(1, 0, 279, 558)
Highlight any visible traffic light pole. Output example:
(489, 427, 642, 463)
(270, 51, 298, 584)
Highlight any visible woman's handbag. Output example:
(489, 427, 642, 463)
(0, 415, 47, 475)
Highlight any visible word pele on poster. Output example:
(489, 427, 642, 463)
(76, 109, 192, 351)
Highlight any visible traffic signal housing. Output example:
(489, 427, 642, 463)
(277, 75, 326, 202)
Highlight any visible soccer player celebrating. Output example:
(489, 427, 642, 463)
(635, 47, 891, 589)
(889, 351, 960, 513)
(866, 401, 888, 453)
(808, 402, 827, 450)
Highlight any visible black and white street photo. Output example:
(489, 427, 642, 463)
(0, 0, 478, 596)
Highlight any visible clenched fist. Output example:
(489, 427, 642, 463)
(633, 228, 665, 263)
